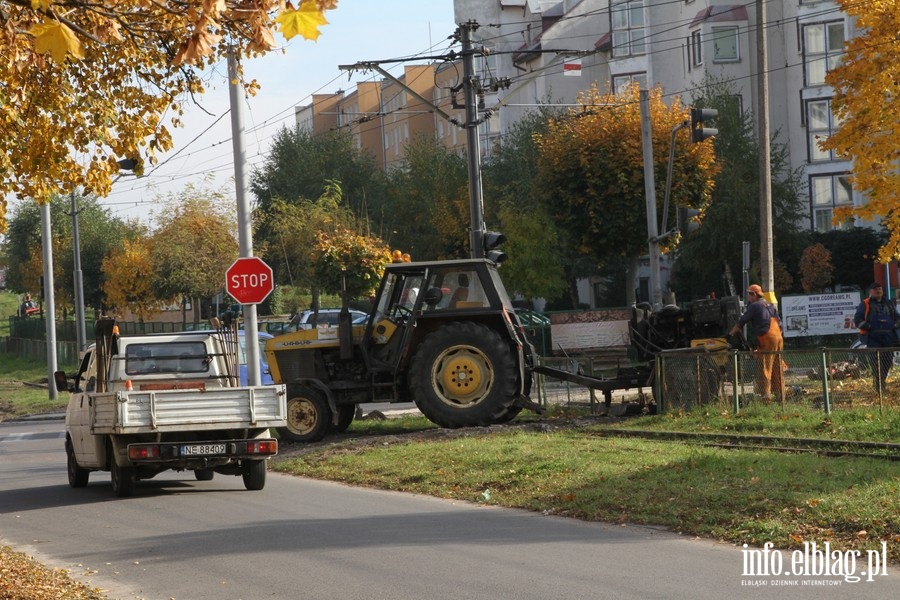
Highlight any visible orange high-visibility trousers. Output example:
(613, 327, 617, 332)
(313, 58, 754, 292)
(756, 317, 785, 401)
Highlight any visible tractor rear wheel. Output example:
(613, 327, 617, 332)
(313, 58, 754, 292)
(409, 322, 518, 428)
(278, 385, 332, 443)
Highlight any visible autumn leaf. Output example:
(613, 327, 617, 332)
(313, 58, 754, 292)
(276, 1, 329, 41)
(30, 20, 85, 62)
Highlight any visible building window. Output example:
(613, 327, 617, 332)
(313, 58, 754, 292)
(810, 174, 852, 231)
(612, 72, 648, 95)
(803, 21, 845, 86)
(690, 30, 702, 66)
(807, 99, 839, 161)
(712, 26, 739, 61)
(612, 1, 647, 58)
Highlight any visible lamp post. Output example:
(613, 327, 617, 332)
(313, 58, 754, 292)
(71, 158, 136, 353)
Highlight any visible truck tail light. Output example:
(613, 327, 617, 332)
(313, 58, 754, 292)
(128, 445, 160, 460)
(246, 440, 277, 455)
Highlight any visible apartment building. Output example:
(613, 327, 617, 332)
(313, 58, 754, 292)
(295, 1, 862, 237)
(294, 63, 475, 169)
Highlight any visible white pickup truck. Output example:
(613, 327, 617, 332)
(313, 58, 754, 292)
(54, 318, 286, 497)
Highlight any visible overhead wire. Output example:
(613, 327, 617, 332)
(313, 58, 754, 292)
(104, 0, 877, 217)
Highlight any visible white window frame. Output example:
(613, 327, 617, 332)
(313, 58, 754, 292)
(612, 72, 648, 95)
(810, 174, 853, 232)
(690, 30, 703, 66)
(711, 26, 739, 62)
(611, 1, 647, 58)
(803, 21, 845, 87)
(806, 99, 839, 162)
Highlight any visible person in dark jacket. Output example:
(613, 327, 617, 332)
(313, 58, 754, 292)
(853, 282, 900, 395)
(729, 284, 784, 403)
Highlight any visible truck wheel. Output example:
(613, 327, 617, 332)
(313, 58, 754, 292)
(333, 404, 356, 432)
(66, 440, 89, 488)
(409, 322, 518, 428)
(110, 457, 135, 497)
(279, 386, 331, 443)
(242, 460, 266, 490)
(194, 469, 215, 481)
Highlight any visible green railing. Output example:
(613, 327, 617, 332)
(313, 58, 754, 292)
(534, 346, 900, 414)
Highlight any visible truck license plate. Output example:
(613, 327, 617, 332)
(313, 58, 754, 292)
(181, 443, 226, 456)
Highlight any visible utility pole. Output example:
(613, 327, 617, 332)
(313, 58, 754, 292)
(756, 0, 775, 300)
(40, 203, 58, 400)
(70, 190, 87, 354)
(338, 25, 492, 260)
(639, 90, 662, 309)
(227, 47, 261, 386)
(459, 21, 485, 259)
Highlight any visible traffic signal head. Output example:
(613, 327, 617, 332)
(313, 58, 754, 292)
(677, 207, 701, 236)
(483, 230, 507, 264)
(690, 107, 718, 143)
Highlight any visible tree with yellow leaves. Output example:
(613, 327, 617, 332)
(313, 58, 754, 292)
(534, 84, 718, 293)
(824, 1, 900, 261)
(0, 0, 338, 235)
(101, 237, 160, 323)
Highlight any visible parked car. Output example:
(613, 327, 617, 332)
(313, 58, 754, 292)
(237, 330, 275, 385)
(293, 308, 368, 329)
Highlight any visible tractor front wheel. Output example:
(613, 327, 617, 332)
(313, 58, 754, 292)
(278, 386, 332, 443)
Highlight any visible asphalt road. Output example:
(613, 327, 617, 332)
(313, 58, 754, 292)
(1, 417, 898, 600)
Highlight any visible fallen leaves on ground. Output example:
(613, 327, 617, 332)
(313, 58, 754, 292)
(0, 546, 105, 600)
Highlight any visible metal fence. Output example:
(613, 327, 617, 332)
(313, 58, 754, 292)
(534, 347, 900, 415)
(1, 336, 80, 367)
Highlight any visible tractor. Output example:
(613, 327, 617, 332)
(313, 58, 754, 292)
(265, 259, 539, 442)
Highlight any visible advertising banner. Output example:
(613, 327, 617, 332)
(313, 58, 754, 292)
(780, 292, 861, 338)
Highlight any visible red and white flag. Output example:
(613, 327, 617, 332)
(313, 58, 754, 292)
(563, 58, 582, 76)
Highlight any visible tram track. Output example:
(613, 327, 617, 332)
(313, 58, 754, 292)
(591, 428, 900, 461)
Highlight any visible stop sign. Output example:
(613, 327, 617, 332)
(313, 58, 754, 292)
(226, 257, 274, 305)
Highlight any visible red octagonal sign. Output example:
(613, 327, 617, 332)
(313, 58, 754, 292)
(226, 257, 274, 305)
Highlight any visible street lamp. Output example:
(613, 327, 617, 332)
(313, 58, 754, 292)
(71, 158, 136, 353)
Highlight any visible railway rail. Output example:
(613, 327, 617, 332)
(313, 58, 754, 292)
(589, 428, 900, 461)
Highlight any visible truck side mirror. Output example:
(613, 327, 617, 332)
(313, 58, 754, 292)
(53, 371, 71, 393)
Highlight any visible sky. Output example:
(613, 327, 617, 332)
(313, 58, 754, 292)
(24, 1, 459, 225)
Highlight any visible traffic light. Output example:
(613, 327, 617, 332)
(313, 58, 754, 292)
(690, 107, 718, 143)
(483, 231, 507, 264)
(677, 207, 701, 236)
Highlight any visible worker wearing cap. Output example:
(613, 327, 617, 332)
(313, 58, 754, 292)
(729, 284, 784, 404)
(853, 282, 899, 395)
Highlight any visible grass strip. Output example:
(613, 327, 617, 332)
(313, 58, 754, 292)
(274, 427, 900, 559)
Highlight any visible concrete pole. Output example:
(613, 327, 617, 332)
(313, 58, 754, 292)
(40, 203, 58, 400)
(71, 191, 87, 353)
(227, 48, 261, 386)
(460, 22, 485, 259)
(756, 0, 775, 301)
(640, 90, 662, 309)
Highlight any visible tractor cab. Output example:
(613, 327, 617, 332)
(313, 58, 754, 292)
(362, 259, 520, 373)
